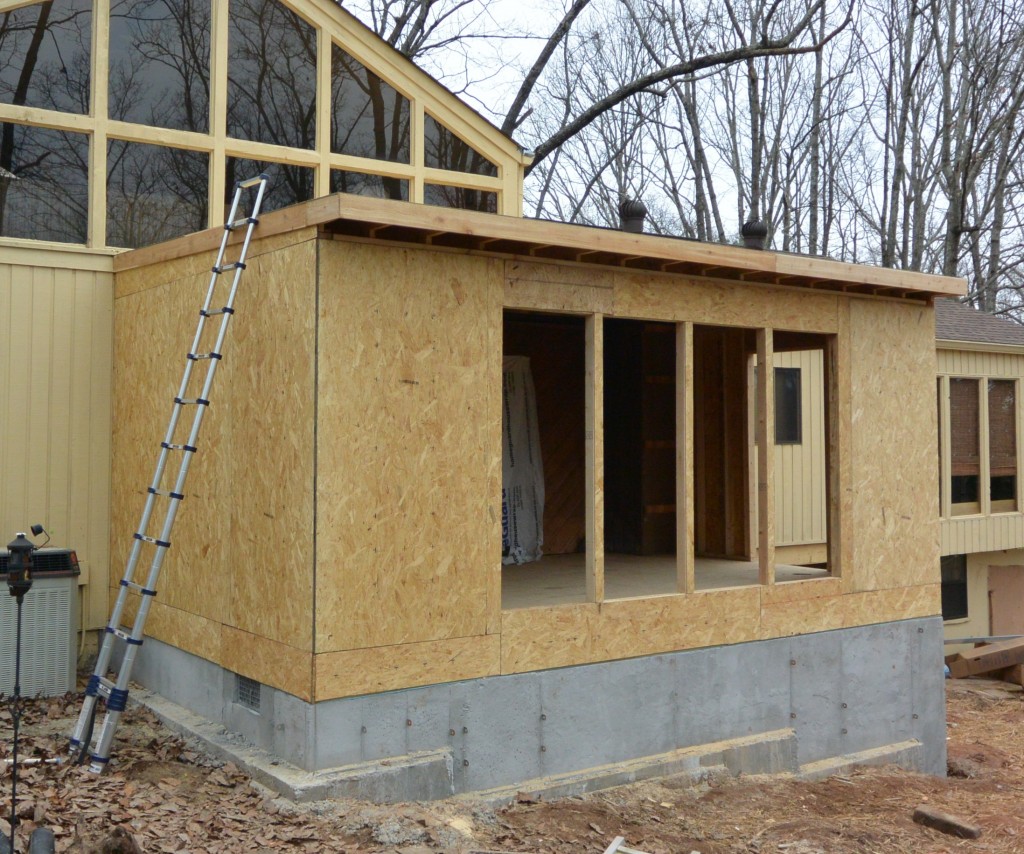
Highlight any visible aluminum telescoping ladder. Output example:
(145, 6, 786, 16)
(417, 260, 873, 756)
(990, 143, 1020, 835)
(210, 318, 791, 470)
(70, 175, 269, 772)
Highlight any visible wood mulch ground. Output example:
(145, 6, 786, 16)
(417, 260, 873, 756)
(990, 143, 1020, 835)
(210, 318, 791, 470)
(1, 677, 1022, 852)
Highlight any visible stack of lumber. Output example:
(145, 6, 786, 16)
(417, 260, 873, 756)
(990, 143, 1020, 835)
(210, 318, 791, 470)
(946, 637, 1024, 685)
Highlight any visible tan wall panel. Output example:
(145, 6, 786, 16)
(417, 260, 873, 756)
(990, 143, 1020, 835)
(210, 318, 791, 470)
(505, 260, 613, 314)
(759, 576, 843, 606)
(315, 634, 500, 700)
(112, 239, 316, 657)
(114, 229, 317, 299)
(760, 583, 940, 638)
(849, 301, 939, 591)
(315, 241, 501, 651)
(499, 588, 761, 673)
(0, 251, 114, 630)
(937, 348, 1024, 380)
(612, 273, 840, 331)
(221, 624, 313, 701)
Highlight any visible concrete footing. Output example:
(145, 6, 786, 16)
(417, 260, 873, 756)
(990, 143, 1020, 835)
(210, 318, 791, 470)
(126, 616, 947, 801)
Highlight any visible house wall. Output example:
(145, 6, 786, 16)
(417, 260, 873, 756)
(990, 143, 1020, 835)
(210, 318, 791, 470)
(305, 242, 941, 701)
(0, 243, 115, 633)
(111, 228, 319, 700)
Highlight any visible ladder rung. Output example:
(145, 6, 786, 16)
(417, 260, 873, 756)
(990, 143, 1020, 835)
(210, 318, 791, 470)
(200, 307, 234, 317)
(133, 532, 171, 548)
(174, 396, 210, 407)
(188, 352, 222, 361)
(148, 486, 184, 500)
(106, 625, 143, 646)
(120, 579, 157, 597)
(238, 174, 268, 188)
(161, 442, 197, 453)
(226, 216, 259, 230)
(87, 675, 116, 699)
(212, 261, 246, 273)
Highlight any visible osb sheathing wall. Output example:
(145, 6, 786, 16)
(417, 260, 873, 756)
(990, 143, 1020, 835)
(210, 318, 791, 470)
(113, 234, 941, 704)
(1, 245, 114, 632)
(111, 229, 318, 700)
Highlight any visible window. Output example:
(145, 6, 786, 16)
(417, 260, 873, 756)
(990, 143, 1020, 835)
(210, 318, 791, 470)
(940, 554, 968, 621)
(774, 367, 802, 444)
(989, 379, 1017, 511)
(949, 378, 980, 513)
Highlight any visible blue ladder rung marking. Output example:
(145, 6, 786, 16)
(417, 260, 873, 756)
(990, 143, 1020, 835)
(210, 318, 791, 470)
(161, 442, 197, 453)
(134, 532, 171, 547)
(188, 352, 222, 361)
(174, 397, 210, 407)
(108, 689, 129, 712)
(90, 755, 110, 765)
(148, 486, 184, 500)
(120, 579, 157, 596)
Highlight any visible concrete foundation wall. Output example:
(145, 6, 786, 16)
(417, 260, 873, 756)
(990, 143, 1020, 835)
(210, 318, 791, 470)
(130, 616, 946, 799)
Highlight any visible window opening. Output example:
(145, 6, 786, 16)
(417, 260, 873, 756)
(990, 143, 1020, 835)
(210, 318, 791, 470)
(603, 318, 677, 598)
(107, 141, 208, 247)
(988, 379, 1016, 511)
(224, 157, 313, 214)
(424, 113, 497, 177)
(501, 311, 586, 610)
(774, 367, 801, 444)
(424, 183, 497, 213)
(235, 674, 261, 711)
(0, 122, 88, 242)
(227, 0, 316, 149)
(109, 0, 210, 132)
(950, 378, 980, 514)
(0, 0, 91, 114)
(331, 45, 410, 163)
(940, 554, 968, 621)
(330, 170, 408, 201)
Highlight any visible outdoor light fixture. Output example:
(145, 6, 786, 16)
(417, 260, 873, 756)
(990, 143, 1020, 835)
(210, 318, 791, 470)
(3, 527, 57, 853)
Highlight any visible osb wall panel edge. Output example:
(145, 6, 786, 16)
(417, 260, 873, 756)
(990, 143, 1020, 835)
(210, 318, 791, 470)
(613, 271, 840, 330)
(849, 301, 939, 592)
(759, 583, 940, 638)
(315, 240, 500, 651)
(221, 624, 314, 702)
(114, 229, 318, 300)
(314, 634, 501, 701)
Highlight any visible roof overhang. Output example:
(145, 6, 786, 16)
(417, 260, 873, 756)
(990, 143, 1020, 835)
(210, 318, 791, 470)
(115, 194, 966, 302)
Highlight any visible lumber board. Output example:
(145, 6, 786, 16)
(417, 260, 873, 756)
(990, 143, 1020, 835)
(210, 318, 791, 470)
(912, 805, 982, 839)
(947, 637, 1024, 678)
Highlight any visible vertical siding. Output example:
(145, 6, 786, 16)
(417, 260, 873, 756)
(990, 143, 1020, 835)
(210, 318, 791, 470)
(0, 247, 114, 631)
(773, 350, 827, 547)
(937, 345, 1024, 557)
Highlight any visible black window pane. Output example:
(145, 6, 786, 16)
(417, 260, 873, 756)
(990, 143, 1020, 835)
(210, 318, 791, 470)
(107, 141, 208, 248)
(225, 158, 312, 215)
(424, 114, 497, 177)
(940, 554, 968, 621)
(109, 0, 211, 132)
(424, 183, 496, 213)
(951, 475, 979, 504)
(774, 367, 802, 444)
(330, 170, 408, 201)
(227, 0, 316, 149)
(331, 45, 409, 163)
(0, 123, 88, 242)
(0, 0, 91, 114)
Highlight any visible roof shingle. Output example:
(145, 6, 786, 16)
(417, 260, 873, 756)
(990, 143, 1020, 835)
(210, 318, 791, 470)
(935, 299, 1024, 346)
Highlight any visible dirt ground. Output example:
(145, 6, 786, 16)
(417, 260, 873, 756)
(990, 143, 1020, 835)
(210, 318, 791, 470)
(1, 678, 1023, 853)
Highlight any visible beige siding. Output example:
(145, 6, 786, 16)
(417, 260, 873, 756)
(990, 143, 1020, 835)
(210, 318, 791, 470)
(937, 344, 1024, 556)
(773, 350, 827, 548)
(0, 245, 114, 630)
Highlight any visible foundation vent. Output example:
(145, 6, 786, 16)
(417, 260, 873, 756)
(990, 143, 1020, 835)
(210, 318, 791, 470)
(235, 674, 261, 712)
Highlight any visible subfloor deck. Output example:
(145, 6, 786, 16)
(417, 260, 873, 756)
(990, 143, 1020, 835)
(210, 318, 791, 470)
(502, 553, 829, 610)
